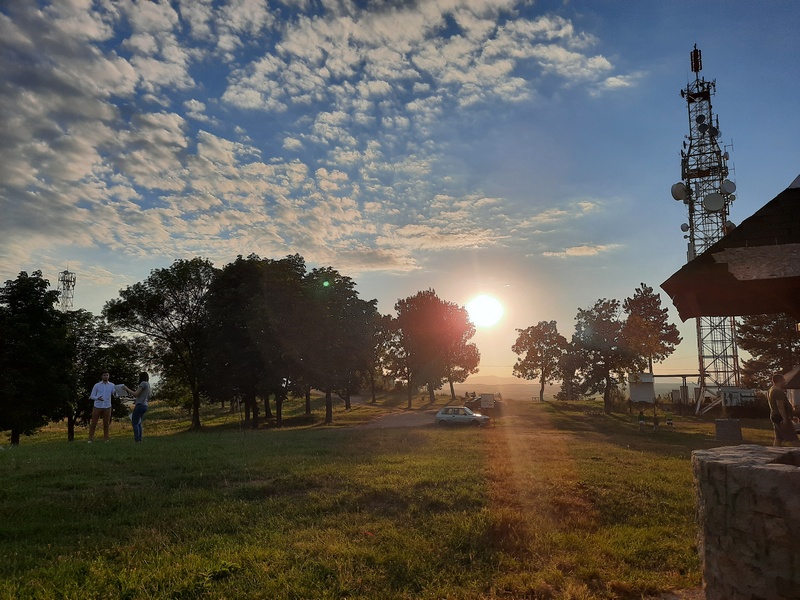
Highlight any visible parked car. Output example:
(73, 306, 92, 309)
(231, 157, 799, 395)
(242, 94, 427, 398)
(435, 406, 491, 427)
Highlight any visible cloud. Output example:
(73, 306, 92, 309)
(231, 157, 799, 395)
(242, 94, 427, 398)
(1, 0, 639, 290)
(542, 244, 622, 258)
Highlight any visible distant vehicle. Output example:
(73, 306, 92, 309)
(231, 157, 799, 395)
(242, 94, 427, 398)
(435, 406, 490, 427)
(465, 393, 504, 413)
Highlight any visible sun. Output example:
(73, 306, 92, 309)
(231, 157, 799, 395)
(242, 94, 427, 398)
(466, 294, 504, 328)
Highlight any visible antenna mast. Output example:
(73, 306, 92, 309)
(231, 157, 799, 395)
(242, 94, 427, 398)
(57, 269, 76, 312)
(671, 45, 741, 406)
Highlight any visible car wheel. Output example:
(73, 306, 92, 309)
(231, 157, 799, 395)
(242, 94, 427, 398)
(471, 420, 481, 427)
(437, 420, 447, 427)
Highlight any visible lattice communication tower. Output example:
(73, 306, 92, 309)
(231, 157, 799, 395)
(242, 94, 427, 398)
(670, 46, 740, 395)
(57, 270, 76, 312)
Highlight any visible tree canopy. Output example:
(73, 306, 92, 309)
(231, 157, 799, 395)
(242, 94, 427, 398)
(512, 321, 567, 402)
(393, 289, 478, 405)
(622, 283, 681, 374)
(571, 299, 634, 414)
(104, 258, 217, 430)
(737, 313, 800, 389)
(0, 271, 71, 444)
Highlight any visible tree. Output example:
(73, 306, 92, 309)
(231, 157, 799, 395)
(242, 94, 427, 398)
(63, 309, 140, 441)
(0, 271, 71, 445)
(512, 321, 568, 402)
(737, 313, 800, 388)
(203, 255, 278, 428)
(104, 258, 217, 430)
(622, 283, 682, 374)
(365, 313, 394, 404)
(440, 303, 480, 401)
(394, 290, 478, 405)
(384, 317, 415, 408)
(302, 267, 378, 424)
(572, 299, 635, 414)
(555, 342, 581, 401)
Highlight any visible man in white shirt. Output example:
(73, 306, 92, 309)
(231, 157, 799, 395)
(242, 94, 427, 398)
(88, 371, 116, 442)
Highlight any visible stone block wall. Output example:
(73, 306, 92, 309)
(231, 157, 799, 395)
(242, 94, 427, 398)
(692, 445, 800, 600)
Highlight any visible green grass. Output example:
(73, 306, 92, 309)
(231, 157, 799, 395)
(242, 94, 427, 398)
(0, 395, 777, 599)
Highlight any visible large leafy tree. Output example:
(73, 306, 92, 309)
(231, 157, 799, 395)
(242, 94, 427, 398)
(384, 317, 415, 407)
(440, 302, 480, 401)
(365, 313, 395, 404)
(302, 267, 377, 424)
(572, 299, 635, 414)
(622, 283, 682, 374)
(104, 258, 217, 430)
(63, 309, 140, 441)
(0, 271, 71, 445)
(245, 254, 309, 427)
(203, 255, 277, 428)
(512, 320, 568, 402)
(737, 313, 800, 389)
(394, 289, 479, 404)
(555, 341, 582, 401)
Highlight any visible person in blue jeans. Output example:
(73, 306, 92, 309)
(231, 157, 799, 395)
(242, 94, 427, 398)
(125, 372, 151, 442)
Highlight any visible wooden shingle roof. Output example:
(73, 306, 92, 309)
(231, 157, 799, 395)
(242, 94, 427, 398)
(661, 177, 800, 320)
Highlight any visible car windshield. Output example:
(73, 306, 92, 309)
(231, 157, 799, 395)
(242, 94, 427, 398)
(463, 407, 475, 415)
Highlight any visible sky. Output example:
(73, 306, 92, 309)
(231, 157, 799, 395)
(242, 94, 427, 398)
(1, 0, 798, 384)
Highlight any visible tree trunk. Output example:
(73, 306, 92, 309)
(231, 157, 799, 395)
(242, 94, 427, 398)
(248, 394, 259, 429)
(10, 429, 20, 445)
(244, 400, 251, 426)
(263, 395, 273, 419)
(539, 380, 545, 402)
(276, 395, 283, 428)
(67, 410, 76, 442)
(449, 378, 456, 402)
(603, 375, 613, 414)
(406, 377, 413, 409)
(325, 389, 333, 424)
(191, 389, 202, 430)
(344, 392, 351, 410)
(370, 371, 377, 404)
(427, 382, 435, 404)
(305, 386, 312, 415)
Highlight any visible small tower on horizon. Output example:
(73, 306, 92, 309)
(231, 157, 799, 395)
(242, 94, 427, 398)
(57, 269, 76, 312)
(670, 45, 740, 403)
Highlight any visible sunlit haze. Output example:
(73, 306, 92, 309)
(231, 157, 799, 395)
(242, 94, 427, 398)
(1, 2, 798, 382)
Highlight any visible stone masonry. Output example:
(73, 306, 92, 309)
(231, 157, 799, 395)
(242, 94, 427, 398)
(692, 445, 800, 600)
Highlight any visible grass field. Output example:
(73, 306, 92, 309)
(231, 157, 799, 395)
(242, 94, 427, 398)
(0, 395, 775, 599)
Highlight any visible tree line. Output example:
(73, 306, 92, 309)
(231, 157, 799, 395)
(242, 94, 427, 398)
(2, 263, 797, 444)
(0, 255, 479, 444)
(510, 283, 800, 414)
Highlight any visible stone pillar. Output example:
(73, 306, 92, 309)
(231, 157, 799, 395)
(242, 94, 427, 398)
(692, 445, 800, 600)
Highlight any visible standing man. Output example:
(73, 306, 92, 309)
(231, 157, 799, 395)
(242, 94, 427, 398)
(767, 373, 799, 447)
(88, 370, 116, 442)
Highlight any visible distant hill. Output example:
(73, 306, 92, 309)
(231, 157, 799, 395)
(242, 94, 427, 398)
(452, 379, 556, 401)
(450, 375, 698, 401)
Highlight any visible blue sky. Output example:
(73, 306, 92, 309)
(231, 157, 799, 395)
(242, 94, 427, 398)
(1, 0, 798, 382)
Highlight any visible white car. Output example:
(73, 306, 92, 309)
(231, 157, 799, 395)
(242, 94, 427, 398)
(435, 406, 490, 427)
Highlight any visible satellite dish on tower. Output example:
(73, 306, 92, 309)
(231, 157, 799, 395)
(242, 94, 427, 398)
(703, 192, 724, 212)
(695, 115, 706, 124)
(680, 223, 690, 232)
(671, 182, 688, 200)
(721, 179, 736, 194)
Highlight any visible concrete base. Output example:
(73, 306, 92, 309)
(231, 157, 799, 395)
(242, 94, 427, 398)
(692, 445, 800, 600)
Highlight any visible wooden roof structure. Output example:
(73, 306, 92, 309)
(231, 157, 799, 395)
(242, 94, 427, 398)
(661, 176, 800, 321)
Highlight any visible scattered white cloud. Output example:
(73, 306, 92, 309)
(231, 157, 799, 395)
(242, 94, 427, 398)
(542, 244, 622, 258)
